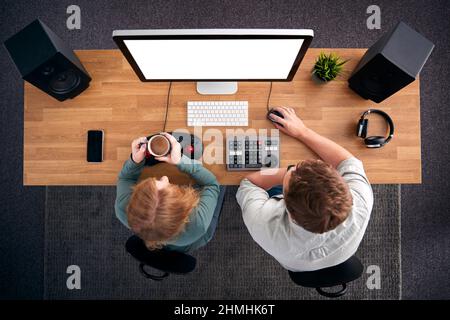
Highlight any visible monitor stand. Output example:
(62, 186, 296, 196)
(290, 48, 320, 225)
(196, 82, 238, 95)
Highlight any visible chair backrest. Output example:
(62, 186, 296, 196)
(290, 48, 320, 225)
(288, 255, 363, 297)
(125, 235, 196, 279)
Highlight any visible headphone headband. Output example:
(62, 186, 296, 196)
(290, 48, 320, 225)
(358, 109, 395, 147)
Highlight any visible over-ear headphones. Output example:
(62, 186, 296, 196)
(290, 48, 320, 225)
(356, 109, 394, 148)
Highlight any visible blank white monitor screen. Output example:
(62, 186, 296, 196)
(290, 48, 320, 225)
(123, 39, 305, 80)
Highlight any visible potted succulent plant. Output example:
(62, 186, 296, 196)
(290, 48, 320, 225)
(312, 52, 348, 83)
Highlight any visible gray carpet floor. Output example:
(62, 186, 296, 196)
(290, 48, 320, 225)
(45, 185, 399, 299)
(1, 0, 449, 299)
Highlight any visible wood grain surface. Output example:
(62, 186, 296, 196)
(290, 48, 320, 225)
(24, 49, 421, 185)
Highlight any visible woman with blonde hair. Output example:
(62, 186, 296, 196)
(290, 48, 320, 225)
(115, 133, 221, 252)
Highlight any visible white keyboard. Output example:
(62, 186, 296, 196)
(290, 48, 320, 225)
(187, 101, 248, 126)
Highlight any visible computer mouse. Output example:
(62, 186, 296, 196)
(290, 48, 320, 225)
(267, 109, 284, 127)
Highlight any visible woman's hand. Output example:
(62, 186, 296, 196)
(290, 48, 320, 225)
(131, 137, 148, 163)
(155, 132, 182, 165)
(269, 106, 308, 140)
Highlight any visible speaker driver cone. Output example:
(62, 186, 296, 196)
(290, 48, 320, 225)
(49, 69, 80, 94)
(361, 74, 384, 96)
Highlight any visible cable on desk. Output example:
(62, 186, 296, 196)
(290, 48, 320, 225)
(162, 81, 172, 132)
(266, 81, 273, 112)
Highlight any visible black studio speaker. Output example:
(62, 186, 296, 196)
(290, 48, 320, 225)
(4, 19, 91, 101)
(348, 22, 434, 103)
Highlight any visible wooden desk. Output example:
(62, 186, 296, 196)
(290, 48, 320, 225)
(24, 49, 421, 185)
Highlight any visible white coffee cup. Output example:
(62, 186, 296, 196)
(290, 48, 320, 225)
(147, 134, 171, 157)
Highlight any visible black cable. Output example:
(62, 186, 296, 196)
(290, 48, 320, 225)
(266, 81, 273, 112)
(162, 81, 172, 132)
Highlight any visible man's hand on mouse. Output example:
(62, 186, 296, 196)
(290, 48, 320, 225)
(269, 107, 308, 139)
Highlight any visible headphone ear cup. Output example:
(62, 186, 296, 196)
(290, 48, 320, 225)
(364, 135, 385, 148)
(356, 119, 368, 138)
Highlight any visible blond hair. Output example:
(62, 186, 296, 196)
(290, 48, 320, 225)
(126, 178, 200, 250)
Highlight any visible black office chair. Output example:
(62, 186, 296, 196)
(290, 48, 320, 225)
(125, 235, 196, 281)
(288, 255, 363, 298)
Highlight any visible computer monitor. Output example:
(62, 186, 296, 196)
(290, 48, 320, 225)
(113, 29, 313, 95)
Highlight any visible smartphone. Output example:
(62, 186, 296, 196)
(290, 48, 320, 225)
(87, 130, 104, 162)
